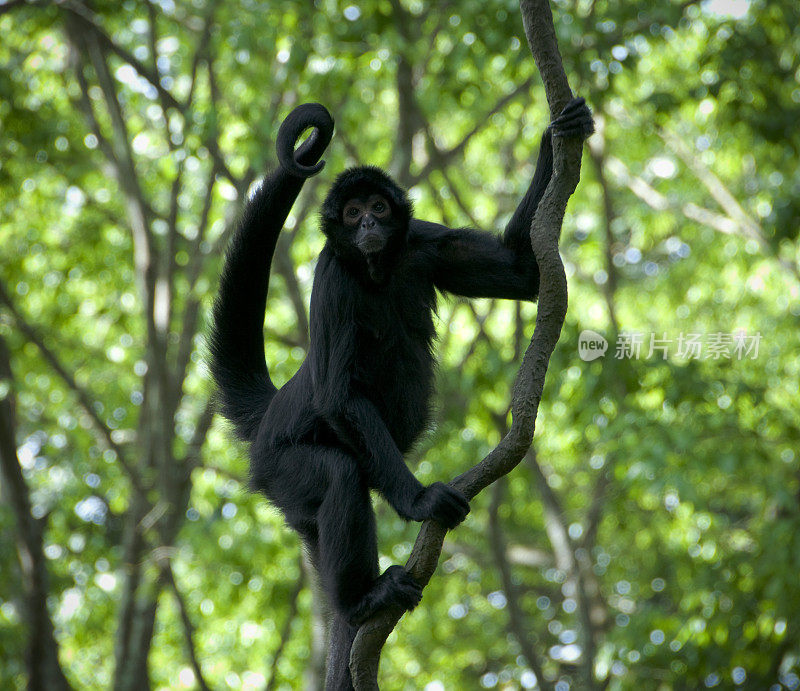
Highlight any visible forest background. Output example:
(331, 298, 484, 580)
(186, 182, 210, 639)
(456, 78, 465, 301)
(1, 0, 799, 689)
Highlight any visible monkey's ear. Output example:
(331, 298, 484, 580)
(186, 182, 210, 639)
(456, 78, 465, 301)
(277, 103, 335, 178)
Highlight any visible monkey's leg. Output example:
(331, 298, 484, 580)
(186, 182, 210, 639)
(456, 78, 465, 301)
(314, 449, 422, 625)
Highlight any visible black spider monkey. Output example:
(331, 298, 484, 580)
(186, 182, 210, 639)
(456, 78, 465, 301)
(209, 99, 592, 688)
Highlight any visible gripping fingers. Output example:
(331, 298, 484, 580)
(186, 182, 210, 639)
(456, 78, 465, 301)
(553, 96, 586, 119)
(553, 123, 593, 138)
(389, 567, 423, 611)
(551, 96, 594, 139)
(429, 482, 470, 529)
(409, 482, 470, 528)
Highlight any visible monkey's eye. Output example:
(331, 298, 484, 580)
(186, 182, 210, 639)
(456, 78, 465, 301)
(373, 201, 386, 213)
(345, 207, 361, 217)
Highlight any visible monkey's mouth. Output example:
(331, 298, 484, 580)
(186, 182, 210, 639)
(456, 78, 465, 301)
(356, 232, 386, 255)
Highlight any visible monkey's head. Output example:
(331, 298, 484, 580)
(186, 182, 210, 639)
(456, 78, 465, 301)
(321, 166, 412, 283)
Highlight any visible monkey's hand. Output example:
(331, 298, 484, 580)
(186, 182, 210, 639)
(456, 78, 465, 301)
(550, 96, 594, 139)
(408, 482, 470, 529)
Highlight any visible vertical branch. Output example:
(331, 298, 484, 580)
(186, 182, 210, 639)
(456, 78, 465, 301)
(0, 336, 72, 690)
(526, 452, 599, 688)
(265, 556, 306, 691)
(64, 11, 173, 688)
(161, 563, 213, 691)
(488, 479, 552, 690)
(348, 2, 587, 687)
(0, 281, 145, 495)
(587, 116, 620, 332)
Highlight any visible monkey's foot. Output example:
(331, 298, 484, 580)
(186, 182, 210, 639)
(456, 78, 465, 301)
(347, 566, 422, 626)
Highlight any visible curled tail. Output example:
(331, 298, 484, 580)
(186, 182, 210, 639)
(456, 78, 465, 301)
(208, 103, 334, 441)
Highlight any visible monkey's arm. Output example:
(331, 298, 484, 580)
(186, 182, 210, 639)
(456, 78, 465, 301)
(423, 97, 592, 303)
(308, 253, 469, 528)
(419, 131, 549, 301)
(504, 97, 593, 249)
(420, 219, 541, 301)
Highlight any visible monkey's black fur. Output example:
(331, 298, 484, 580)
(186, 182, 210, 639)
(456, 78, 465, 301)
(209, 100, 593, 689)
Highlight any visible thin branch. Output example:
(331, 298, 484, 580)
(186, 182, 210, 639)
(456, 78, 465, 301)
(182, 397, 216, 470)
(208, 168, 260, 257)
(419, 4, 455, 76)
(0, 280, 145, 496)
(201, 36, 239, 185)
(658, 127, 800, 281)
(437, 168, 483, 228)
(62, 1, 183, 111)
(271, 178, 323, 350)
(526, 451, 598, 688)
(488, 479, 552, 690)
(147, 0, 183, 362)
(263, 327, 307, 350)
(273, 240, 311, 349)
(161, 562, 213, 691)
(0, 336, 73, 690)
(603, 152, 739, 235)
(603, 143, 800, 284)
(387, 0, 422, 186)
(68, 19, 159, 337)
(170, 182, 218, 387)
(61, 0, 240, 188)
(586, 117, 619, 332)
(182, 0, 217, 105)
(411, 77, 535, 185)
(265, 558, 305, 691)
(69, 34, 159, 229)
(658, 127, 762, 242)
(196, 461, 246, 485)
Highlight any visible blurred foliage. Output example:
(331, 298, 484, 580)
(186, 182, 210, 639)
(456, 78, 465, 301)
(1, 0, 799, 689)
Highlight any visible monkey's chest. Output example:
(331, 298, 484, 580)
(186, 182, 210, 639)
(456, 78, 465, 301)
(353, 298, 436, 451)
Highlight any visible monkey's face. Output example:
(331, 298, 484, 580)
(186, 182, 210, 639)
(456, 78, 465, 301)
(342, 194, 393, 257)
(321, 166, 412, 283)
(336, 191, 404, 283)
